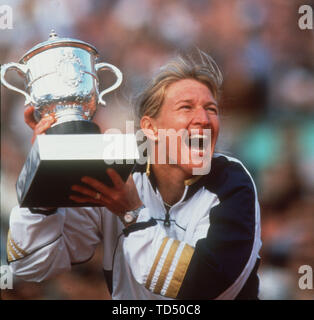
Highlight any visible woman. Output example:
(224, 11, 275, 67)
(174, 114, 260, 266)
(7, 51, 261, 299)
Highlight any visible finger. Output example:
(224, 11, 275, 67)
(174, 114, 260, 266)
(31, 117, 55, 144)
(126, 173, 136, 186)
(81, 176, 112, 194)
(69, 195, 91, 203)
(69, 195, 103, 206)
(31, 132, 42, 145)
(71, 184, 106, 200)
(126, 173, 134, 182)
(24, 106, 37, 130)
(106, 168, 124, 189)
(34, 116, 55, 135)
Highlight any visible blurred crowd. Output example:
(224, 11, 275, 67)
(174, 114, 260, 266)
(1, 0, 314, 300)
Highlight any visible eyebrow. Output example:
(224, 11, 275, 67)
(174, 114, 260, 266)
(175, 99, 218, 107)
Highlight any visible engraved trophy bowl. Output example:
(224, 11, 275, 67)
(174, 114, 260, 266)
(1, 29, 123, 134)
(1, 31, 139, 208)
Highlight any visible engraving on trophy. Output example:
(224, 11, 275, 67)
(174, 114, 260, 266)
(56, 49, 84, 88)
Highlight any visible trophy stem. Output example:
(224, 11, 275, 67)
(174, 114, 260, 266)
(46, 121, 100, 134)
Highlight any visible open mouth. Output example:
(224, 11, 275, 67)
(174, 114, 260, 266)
(184, 134, 210, 151)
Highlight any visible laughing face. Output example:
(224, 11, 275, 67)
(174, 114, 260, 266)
(142, 78, 220, 177)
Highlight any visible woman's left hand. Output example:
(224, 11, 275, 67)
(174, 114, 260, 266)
(70, 168, 143, 216)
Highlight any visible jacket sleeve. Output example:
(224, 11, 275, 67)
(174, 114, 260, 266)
(7, 206, 103, 282)
(122, 162, 262, 299)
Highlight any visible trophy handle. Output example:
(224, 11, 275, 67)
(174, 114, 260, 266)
(1, 63, 33, 105)
(95, 63, 123, 106)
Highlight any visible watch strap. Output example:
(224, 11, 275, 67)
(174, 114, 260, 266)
(122, 204, 145, 224)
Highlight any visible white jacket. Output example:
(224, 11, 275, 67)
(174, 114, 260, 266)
(7, 154, 262, 300)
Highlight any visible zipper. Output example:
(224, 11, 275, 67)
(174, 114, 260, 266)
(164, 210, 171, 227)
(162, 185, 189, 227)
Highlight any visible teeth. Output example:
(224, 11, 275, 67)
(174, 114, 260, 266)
(190, 134, 208, 140)
(183, 133, 210, 150)
(188, 134, 209, 150)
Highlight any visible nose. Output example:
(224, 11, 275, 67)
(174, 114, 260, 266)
(192, 107, 210, 127)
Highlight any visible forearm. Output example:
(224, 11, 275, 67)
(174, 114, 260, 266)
(7, 206, 102, 281)
(7, 206, 70, 281)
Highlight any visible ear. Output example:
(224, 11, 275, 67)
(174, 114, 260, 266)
(140, 115, 158, 141)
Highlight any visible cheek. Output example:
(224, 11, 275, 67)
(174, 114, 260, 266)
(211, 117, 220, 143)
(155, 107, 189, 131)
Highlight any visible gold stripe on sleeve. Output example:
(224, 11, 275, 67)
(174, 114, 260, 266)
(145, 237, 169, 290)
(7, 249, 15, 263)
(8, 230, 28, 257)
(165, 243, 194, 298)
(7, 233, 20, 261)
(153, 239, 180, 295)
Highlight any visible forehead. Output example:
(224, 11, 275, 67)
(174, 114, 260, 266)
(164, 79, 215, 102)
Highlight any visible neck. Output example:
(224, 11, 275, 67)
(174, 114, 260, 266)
(151, 164, 189, 205)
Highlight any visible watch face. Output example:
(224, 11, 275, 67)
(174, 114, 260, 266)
(124, 213, 134, 224)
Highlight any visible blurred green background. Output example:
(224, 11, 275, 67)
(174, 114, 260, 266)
(1, 0, 314, 300)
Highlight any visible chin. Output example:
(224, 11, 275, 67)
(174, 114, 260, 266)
(179, 156, 212, 177)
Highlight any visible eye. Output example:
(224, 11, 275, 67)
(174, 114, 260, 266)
(179, 105, 192, 110)
(205, 105, 218, 114)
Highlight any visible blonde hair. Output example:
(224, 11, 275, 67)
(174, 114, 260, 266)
(136, 50, 223, 120)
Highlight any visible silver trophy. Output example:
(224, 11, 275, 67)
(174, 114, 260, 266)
(1, 30, 138, 207)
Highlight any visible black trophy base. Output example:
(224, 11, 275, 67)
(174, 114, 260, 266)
(16, 134, 139, 208)
(46, 121, 100, 134)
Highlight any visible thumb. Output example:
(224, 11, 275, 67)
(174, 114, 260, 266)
(24, 106, 37, 130)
